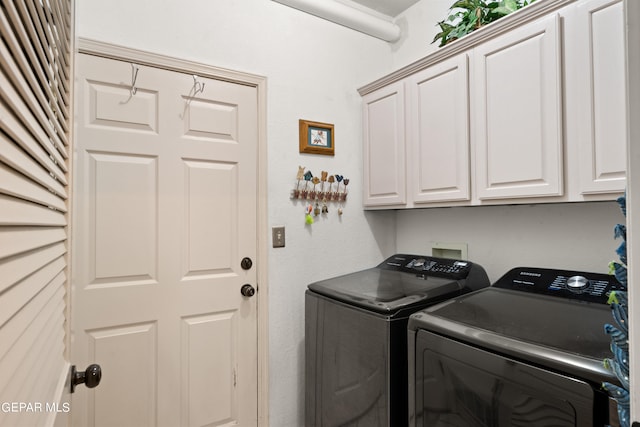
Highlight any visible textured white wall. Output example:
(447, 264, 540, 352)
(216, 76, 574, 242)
(75, 1, 397, 426)
(391, 0, 453, 69)
(395, 202, 625, 283)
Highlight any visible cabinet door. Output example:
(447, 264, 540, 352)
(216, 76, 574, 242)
(407, 54, 470, 203)
(574, 0, 626, 194)
(473, 14, 563, 200)
(362, 82, 406, 207)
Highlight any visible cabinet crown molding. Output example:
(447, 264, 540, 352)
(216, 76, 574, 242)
(357, 0, 576, 96)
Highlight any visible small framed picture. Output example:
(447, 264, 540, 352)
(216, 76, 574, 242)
(299, 119, 334, 156)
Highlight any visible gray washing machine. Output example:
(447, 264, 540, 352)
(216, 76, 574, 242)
(408, 266, 623, 427)
(305, 254, 490, 427)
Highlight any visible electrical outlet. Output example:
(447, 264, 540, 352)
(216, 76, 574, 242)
(272, 226, 285, 248)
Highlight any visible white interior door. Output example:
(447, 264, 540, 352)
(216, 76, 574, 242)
(71, 53, 259, 427)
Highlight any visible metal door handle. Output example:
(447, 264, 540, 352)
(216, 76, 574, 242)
(241, 284, 256, 297)
(70, 364, 102, 393)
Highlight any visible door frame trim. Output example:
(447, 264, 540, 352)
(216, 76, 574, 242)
(75, 37, 270, 425)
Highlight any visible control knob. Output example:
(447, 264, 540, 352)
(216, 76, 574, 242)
(566, 275, 589, 293)
(413, 258, 426, 268)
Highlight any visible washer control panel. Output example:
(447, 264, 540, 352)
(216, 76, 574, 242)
(379, 254, 472, 280)
(494, 267, 622, 304)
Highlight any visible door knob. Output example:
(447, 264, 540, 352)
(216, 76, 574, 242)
(70, 364, 102, 393)
(241, 284, 256, 297)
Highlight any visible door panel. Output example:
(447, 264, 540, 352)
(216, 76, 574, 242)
(407, 53, 470, 203)
(90, 323, 157, 427)
(574, 0, 626, 194)
(90, 152, 158, 284)
(362, 82, 407, 207)
(183, 160, 236, 274)
(87, 81, 159, 132)
(72, 53, 258, 427)
(181, 312, 237, 426)
(473, 14, 563, 200)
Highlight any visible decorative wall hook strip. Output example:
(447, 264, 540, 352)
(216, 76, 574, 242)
(291, 167, 349, 204)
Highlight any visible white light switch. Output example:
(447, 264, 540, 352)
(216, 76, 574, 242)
(273, 226, 285, 248)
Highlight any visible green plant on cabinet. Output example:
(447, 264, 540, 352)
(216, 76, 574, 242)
(433, 0, 537, 47)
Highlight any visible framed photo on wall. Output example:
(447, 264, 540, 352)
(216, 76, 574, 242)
(299, 119, 334, 156)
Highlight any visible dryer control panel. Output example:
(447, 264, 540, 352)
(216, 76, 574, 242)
(378, 254, 472, 280)
(494, 267, 623, 304)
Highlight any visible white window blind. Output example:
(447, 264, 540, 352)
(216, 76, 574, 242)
(0, 0, 72, 425)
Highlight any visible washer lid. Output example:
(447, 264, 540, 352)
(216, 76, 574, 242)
(409, 287, 615, 383)
(308, 268, 463, 314)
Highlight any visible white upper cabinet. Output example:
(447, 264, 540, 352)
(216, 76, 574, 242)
(407, 54, 471, 203)
(473, 13, 563, 200)
(358, 0, 627, 209)
(567, 0, 626, 195)
(362, 81, 406, 207)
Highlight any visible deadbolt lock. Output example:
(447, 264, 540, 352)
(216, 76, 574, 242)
(241, 257, 253, 270)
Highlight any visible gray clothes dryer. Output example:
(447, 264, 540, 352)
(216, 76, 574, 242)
(305, 254, 490, 427)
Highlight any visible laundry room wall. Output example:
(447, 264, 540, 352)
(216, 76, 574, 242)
(390, 0, 453, 69)
(394, 202, 625, 283)
(75, 1, 397, 426)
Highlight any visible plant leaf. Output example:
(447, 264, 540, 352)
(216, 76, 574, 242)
(451, 0, 478, 10)
(492, 0, 519, 16)
(434, 0, 534, 48)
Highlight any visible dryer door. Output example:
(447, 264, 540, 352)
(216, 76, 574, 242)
(411, 329, 608, 427)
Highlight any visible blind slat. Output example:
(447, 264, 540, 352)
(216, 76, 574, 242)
(0, 272, 64, 368)
(0, 69, 68, 170)
(0, 288, 64, 391)
(0, 132, 67, 199)
(0, 194, 67, 227)
(0, 163, 67, 212)
(3, 302, 65, 399)
(0, 227, 66, 260)
(0, 255, 65, 327)
(0, 242, 66, 295)
(0, 99, 67, 184)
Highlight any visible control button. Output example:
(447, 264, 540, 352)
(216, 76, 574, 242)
(566, 275, 589, 293)
(413, 258, 426, 268)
